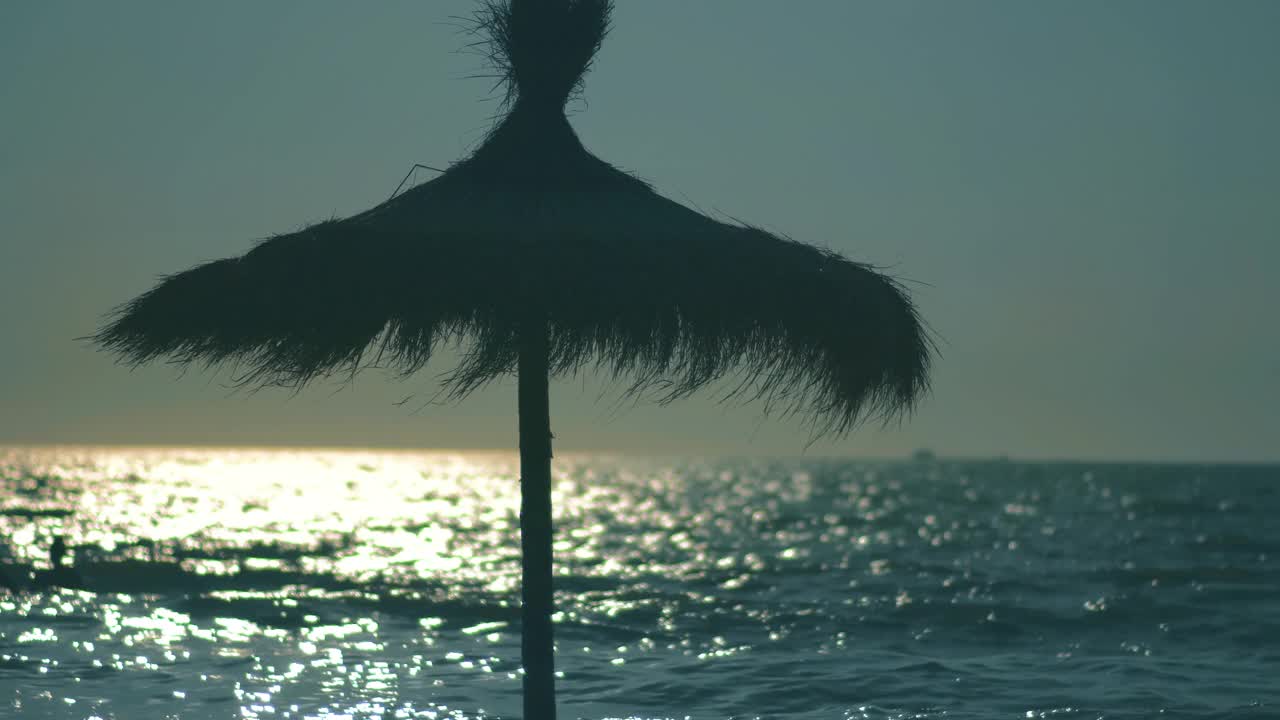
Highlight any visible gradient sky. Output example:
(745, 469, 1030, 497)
(2, 1, 1277, 461)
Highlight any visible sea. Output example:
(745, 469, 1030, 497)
(0, 447, 1275, 720)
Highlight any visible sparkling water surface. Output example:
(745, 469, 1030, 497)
(0, 447, 1275, 719)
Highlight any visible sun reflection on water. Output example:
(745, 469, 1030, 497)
(2, 447, 544, 718)
(0, 447, 1275, 718)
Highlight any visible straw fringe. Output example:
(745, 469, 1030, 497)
(93, 0, 931, 439)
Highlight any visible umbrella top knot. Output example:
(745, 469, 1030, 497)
(476, 0, 612, 110)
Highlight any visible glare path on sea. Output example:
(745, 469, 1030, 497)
(0, 447, 1276, 719)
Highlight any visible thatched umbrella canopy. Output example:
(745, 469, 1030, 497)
(94, 1, 931, 717)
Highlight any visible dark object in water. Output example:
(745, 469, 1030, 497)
(912, 448, 938, 463)
(33, 566, 84, 591)
(50, 535, 68, 569)
(1, 507, 74, 519)
(91, 1, 932, 716)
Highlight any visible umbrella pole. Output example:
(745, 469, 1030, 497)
(518, 319, 556, 719)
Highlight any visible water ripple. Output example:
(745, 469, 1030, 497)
(0, 447, 1276, 718)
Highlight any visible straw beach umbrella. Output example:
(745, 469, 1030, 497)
(93, 1, 931, 716)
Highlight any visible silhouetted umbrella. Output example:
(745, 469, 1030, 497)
(94, 1, 931, 716)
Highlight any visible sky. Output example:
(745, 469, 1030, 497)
(1, 1, 1277, 462)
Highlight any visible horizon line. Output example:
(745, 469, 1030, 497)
(2, 441, 1277, 468)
